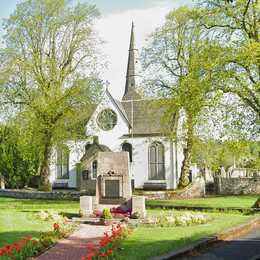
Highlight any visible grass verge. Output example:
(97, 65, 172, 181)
(116, 209, 258, 260)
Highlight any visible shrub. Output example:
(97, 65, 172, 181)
(102, 208, 112, 220)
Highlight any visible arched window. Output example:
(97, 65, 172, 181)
(56, 146, 69, 179)
(122, 142, 133, 162)
(149, 142, 165, 180)
(92, 160, 98, 179)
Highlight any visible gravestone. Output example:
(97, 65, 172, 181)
(80, 196, 93, 216)
(132, 196, 146, 218)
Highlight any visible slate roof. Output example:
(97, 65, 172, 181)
(80, 142, 111, 162)
(119, 93, 169, 136)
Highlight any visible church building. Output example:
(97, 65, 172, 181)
(49, 23, 184, 191)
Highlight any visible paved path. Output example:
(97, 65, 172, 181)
(36, 224, 110, 260)
(186, 227, 260, 260)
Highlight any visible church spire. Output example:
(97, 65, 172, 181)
(123, 22, 140, 100)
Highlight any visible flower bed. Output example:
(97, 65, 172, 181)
(144, 211, 212, 227)
(37, 211, 77, 249)
(0, 211, 77, 259)
(93, 206, 131, 219)
(0, 236, 38, 259)
(82, 224, 131, 260)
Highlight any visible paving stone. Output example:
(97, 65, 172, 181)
(36, 224, 110, 260)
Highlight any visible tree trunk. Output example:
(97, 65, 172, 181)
(178, 113, 194, 188)
(39, 132, 52, 190)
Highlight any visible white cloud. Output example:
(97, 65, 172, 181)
(95, 4, 176, 99)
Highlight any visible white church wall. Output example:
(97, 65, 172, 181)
(122, 137, 178, 189)
(86, 91, 129, 151)
(67, 141, 86, 188)
(49, 141, 87, 188)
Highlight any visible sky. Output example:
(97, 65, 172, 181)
(0, 0, 192, 99)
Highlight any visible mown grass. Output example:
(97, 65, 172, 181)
(0, 196, 258, 259)
(116, 209, 258, 260)
(0, 197, 79, 246)
(146, 195, 259, 209)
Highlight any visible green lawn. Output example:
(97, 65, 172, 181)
(0, 197, 79, 246)
(116, 209, 258, 260)
(147, 195, 259, 209)
(0, 196, 258, 259)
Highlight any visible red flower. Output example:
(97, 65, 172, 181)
(86, 252, 96, 260)
(0, 248, 6, 256)
(107, 249, 113, 256)
(53, 223, 60, 231)
(25, 235, 32, 241)
(86, 242, 95, 249)
(13, 242, 21, 252)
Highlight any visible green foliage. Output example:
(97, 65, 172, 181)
(102, 208, 113, 220)
(0, 0, 103, 187)
(192, 139, 260, 171)
(197, 0, 260, 116)
(142, 6, 221, 187)
(0, 123, 39, 188)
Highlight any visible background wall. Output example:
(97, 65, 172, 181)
(214, 177, 260, 195)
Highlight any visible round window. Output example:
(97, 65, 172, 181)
(97, 109, 117, 131)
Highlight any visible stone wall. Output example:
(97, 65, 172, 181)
(214, 177, 260, 195)
(169, 177, 206, 199)
(136, 177, 206, 200)
(0, 189, 81, 200)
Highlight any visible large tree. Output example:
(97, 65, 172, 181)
(142, 7, 220, 187)
(198, 0, 260, 116)
(0, 0, 102, 189)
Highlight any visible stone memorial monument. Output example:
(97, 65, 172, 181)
(80, 151, 146, 219)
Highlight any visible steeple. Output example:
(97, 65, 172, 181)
(123, 22, 140, 100)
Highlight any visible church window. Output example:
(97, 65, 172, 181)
(92, 160, 97, 179)
(97, 109, 117, 131)
(149, 142, 165, 180)
(56, 146, 69, 179)
(122, 142, 133, 162)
